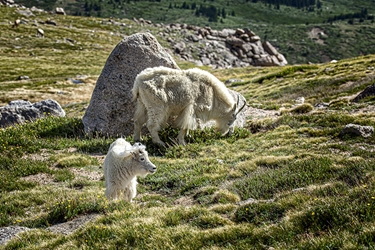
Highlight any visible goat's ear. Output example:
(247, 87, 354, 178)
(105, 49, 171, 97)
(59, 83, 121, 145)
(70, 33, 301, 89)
(131, 151, 137, 159)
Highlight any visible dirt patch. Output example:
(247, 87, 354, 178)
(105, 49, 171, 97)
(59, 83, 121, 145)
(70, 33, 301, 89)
(20, 173, 56, 185)
(245, 106, 280, 120)
(89, 153, 106, 164)
(70, 167, 103, 181)
(48, 214, 100, 235)
(174, 196, 195, 206)
(308, 27, 326, 45)
(21, 149, 51, 161)
(0, 226, 31, 246)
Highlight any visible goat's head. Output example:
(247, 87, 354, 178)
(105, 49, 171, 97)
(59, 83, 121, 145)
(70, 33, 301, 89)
(131, 143, 157, 177)
(217, 95, 247, 135)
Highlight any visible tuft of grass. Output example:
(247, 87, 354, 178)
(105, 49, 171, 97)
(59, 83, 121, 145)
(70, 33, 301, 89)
(281, 103, 314, 115)
(234, 202, 286, 225)
(53, 154, 98, 169)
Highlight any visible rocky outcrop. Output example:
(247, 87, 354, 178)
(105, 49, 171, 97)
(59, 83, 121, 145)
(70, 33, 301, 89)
(135, 18, 288, 69)
(4, 1, 287, 69)
(82, 33, 180, 137)
(0, 99, 65, 128)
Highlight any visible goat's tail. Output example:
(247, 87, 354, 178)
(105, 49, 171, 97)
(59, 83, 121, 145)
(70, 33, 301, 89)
(131, 80, 140, 102)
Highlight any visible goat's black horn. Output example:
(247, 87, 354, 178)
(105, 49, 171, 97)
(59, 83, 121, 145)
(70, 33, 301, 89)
(236, 98, 246, 115)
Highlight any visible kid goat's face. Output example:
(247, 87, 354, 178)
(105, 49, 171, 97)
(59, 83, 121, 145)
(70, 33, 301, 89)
(132, 150, 157, 176)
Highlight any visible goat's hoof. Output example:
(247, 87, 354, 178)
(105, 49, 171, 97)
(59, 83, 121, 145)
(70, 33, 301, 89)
(153, 141, 166, 147)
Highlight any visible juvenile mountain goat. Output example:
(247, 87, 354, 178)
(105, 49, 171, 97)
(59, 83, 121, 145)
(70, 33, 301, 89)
(103, 138, 156, 202)
(132, 66, 246, 146)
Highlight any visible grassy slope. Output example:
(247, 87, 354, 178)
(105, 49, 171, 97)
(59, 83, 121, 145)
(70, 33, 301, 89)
(1, 5, 375, 249)
(14, 0, 375, 64)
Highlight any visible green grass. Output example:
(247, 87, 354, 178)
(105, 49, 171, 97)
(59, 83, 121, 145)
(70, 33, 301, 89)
(1, 3, 375, 249)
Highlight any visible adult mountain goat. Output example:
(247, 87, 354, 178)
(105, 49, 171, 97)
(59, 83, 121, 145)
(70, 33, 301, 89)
(103, 138, 156, 202)
(132, 66, 246, 146)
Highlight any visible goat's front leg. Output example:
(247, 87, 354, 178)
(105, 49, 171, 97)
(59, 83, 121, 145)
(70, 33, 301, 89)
(177, 128, 188, 145)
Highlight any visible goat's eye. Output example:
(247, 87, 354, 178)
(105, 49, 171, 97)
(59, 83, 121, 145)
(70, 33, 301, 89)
(140, 157, 145, 162)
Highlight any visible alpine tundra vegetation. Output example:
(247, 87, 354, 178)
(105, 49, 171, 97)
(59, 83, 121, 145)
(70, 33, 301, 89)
(1, 3, 375, 249)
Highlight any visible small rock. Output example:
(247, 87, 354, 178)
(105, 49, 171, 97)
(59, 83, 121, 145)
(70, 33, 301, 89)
(55, 7, 66, 15)
(45, 20, 57, 26)
(17, 75, 29, 80)
(315, 103, 330, 109)
(225, 78, 244, 85)
(37, 28, 44, 37)
(295, 97, 305, 104)
(339, 124, 374, 138)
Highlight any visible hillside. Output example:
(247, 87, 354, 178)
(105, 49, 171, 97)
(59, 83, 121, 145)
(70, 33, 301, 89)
(1, 2, 375, 249)
(11, 0, 375, 64)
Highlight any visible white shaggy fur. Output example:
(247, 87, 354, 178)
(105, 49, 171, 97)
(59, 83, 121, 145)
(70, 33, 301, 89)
(103, 138, 156, 202)
(132, 66, 246, 146)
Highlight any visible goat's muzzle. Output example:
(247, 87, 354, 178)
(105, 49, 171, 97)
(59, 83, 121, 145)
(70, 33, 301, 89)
(149, 164, 157, 174)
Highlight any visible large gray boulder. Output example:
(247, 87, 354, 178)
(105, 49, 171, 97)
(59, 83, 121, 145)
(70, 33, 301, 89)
(82, 33, 180, 137)
(0, 99, 65, 128)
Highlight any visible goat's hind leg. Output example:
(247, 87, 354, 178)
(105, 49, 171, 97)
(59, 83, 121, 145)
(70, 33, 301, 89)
(146, 109, 168, 146)
(133, 100, 148, 142)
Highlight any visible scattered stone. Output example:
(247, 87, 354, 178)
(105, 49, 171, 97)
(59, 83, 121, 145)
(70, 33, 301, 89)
(1, 0, 15, 4)
(0, 99, 65, 128)
(82, 33, 180, 137)
(295, 97, 305, 104)
(37, 28, 44, 37)
(45, 19, 57, 26)
(55, 7, 66, 15)
(65, 38, 75, 44)
(173, 41, 185, 53)
(339, 124, 374, 138)
(315, 102, 330, 109)
(237, 197, 274, 206)
(11, 19, 20, 28)
(30, 6, 44, 13)
(225, 78, 244, 85)
(17, 75, 29, 80)
(67, 78, 84, 84)
(16, 9, 34, 17)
